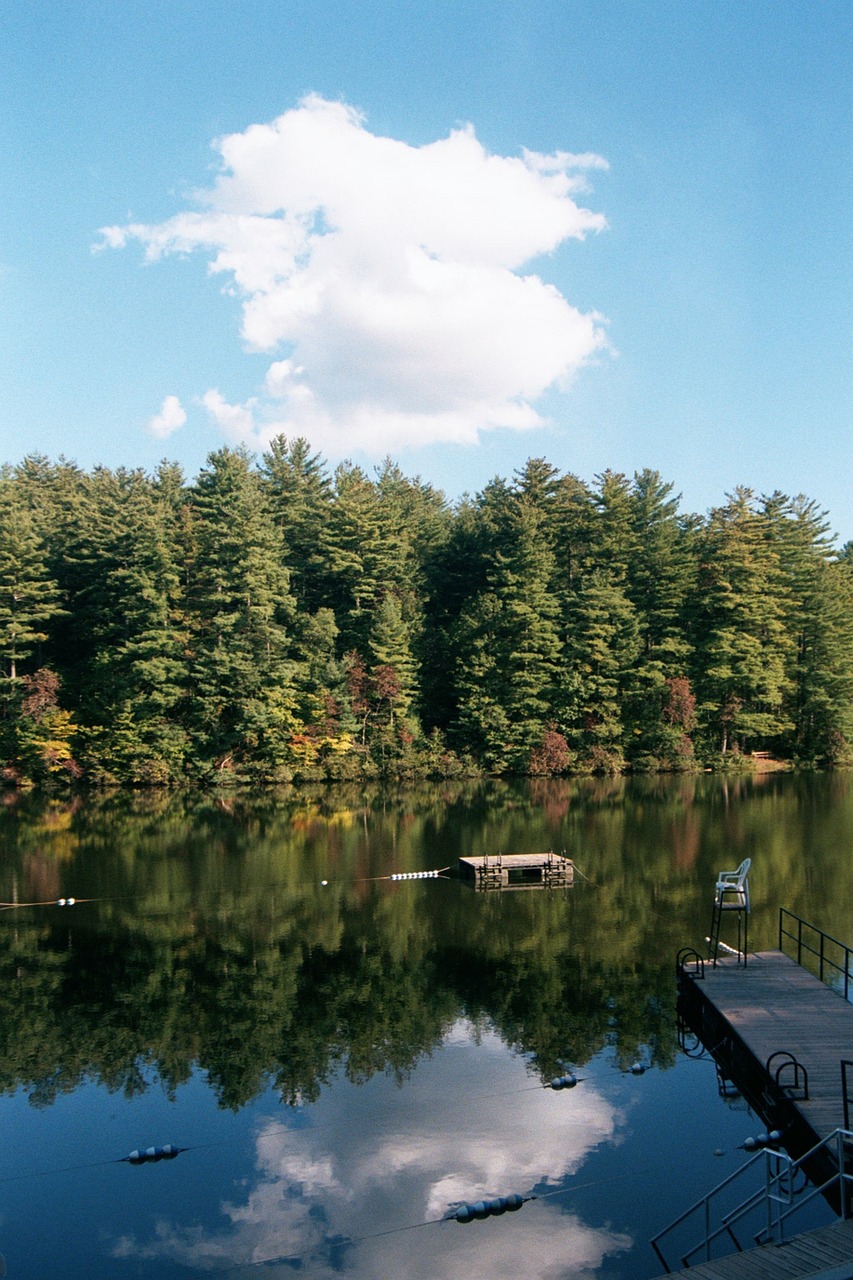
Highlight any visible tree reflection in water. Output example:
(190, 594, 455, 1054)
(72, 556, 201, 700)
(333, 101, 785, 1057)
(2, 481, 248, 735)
(1, 773, 852, 1277)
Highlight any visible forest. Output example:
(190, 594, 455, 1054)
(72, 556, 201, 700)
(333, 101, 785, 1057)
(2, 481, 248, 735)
(2, 439, 853, 787)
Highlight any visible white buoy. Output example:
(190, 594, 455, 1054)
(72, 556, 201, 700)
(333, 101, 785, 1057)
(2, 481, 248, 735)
(127, 1144, 180, 1164)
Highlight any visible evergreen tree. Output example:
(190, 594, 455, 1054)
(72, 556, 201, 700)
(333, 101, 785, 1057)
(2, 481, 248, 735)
(551, 471, 598, 597)
(326, 463, 391, 654)
(289, 607, 355, 769)
(419, 495, 487, 733)
(368, 591, 419, 726)
(260, 435, 335, 613)
(593, 470, 639, 582)
(84, 473, 190, 782)
(692, 488, 793, 755)
(187, 448, 300, 778)
(563, 569, 640, 769)
(0, 482, 65, 689)
(455, 499, 562, 769)
(453, 591, 513, 771)
(623, 471, 697, 765)
(763, 492, 853, 762)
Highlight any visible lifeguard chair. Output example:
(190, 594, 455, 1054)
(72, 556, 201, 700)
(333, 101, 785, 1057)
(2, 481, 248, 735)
(708, 858, 751, 966)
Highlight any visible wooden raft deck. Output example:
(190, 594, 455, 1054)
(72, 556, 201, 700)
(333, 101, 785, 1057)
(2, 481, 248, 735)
(680, 950, 853, 1147)
(457, 852, 574, 890)
(649, 1217, 853, 1279)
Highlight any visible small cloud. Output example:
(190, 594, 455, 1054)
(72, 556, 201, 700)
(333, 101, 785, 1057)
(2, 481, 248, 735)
(107, 96, 610, 455)
(147, 394, 187, 439)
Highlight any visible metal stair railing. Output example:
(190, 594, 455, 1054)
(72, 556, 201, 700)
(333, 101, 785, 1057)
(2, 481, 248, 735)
(650, 1127, 853, 1274)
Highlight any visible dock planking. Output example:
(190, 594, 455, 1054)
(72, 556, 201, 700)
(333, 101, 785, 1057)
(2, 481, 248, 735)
(680, 950, 853, 1146)
(648, 1217, 853, 1279)
(654, 952, 853, 1279)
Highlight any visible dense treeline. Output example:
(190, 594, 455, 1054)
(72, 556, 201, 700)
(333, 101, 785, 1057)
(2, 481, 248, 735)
(3, 441, 853, 785)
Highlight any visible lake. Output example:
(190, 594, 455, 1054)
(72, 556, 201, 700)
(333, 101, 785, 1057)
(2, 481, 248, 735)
(2, 771, 853, 1279)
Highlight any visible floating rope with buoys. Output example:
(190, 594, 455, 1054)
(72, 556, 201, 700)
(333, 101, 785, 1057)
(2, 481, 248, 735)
(0, 1141, 204, 1184)
(0, 1053, 654, 1188)
(209, 1161, 668, 1274)
(0, 896, 102, 911)
(319, 866, 450, 886)
(447, 1192, 529, 1221)
(123, 1144, 186, 1164)
(0, 855, 600, 913)
(0, 867, 454, 912)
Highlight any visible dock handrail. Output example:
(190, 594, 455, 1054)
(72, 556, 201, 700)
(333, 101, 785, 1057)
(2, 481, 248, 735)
(650, 1127, 853, 1273)
(779, 909, 853, 1001)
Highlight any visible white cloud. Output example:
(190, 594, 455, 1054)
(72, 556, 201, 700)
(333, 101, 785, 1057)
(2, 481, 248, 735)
(103, 96, 610, 455)
(147, 394, 187, 439)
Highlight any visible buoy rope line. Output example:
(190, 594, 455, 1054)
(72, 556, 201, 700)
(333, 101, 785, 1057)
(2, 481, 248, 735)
(0, 896, 103, 910)
(327, 867, 451, 885)
(0, 1061, 653, 1187)
(0, 860, 599, 913)
(0, 1141, 224, 1185)
(0, 869, 456, 913)
(214, 1161, 667, 1274)
(248, 1065, 654, 1147)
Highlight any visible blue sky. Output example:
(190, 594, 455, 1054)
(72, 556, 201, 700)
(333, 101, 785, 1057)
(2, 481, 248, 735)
(1, 1, 851, 537)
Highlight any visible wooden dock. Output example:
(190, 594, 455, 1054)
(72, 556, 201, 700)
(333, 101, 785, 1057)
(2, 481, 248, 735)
(650, 1217, 853, 1279)
(457, 852, 574, 891)
(678, 950, 853, 1156)
(657, 949, 853, 1277)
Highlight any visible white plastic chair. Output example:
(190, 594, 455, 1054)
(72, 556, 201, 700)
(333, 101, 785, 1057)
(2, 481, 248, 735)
(715, 858, 751, 911)
(709, 858, 751, 964)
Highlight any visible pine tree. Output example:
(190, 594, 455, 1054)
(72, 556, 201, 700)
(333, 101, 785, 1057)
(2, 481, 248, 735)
(563, 569, 640, 769)
(454, 498, 562, 769)
(0, 482, 65, 689)
(89, 473, 190, 782)
(368, 590, 420, 749)
(692, 488, 793, 755)
(260, 435, 335, 613)
(763, 492, 853, 762)
(325, 463, 390, 654)
(187, 448, 300, 778)
(453, 591, 513, 771)
(623, 470, 697, 765)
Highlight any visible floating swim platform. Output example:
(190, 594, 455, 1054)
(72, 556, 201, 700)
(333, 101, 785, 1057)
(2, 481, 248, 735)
(458, 852, 574, 891)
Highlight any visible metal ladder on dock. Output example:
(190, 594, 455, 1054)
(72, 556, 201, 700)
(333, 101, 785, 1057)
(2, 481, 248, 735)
(477, 853, 503, 890)
(543, 851, 571, 888)
(651, 1127, 853, 1273)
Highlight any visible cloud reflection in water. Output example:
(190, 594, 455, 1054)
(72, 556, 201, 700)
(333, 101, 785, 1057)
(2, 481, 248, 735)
(113, 1020, 631, 1277)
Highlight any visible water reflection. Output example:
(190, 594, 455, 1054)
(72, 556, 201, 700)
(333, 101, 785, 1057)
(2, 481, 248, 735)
(2, 773, 853, 1277)
(111, 1023, 629, 1279)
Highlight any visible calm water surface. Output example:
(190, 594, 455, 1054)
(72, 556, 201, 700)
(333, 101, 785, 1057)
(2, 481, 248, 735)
(2, 772, 853, 1279)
